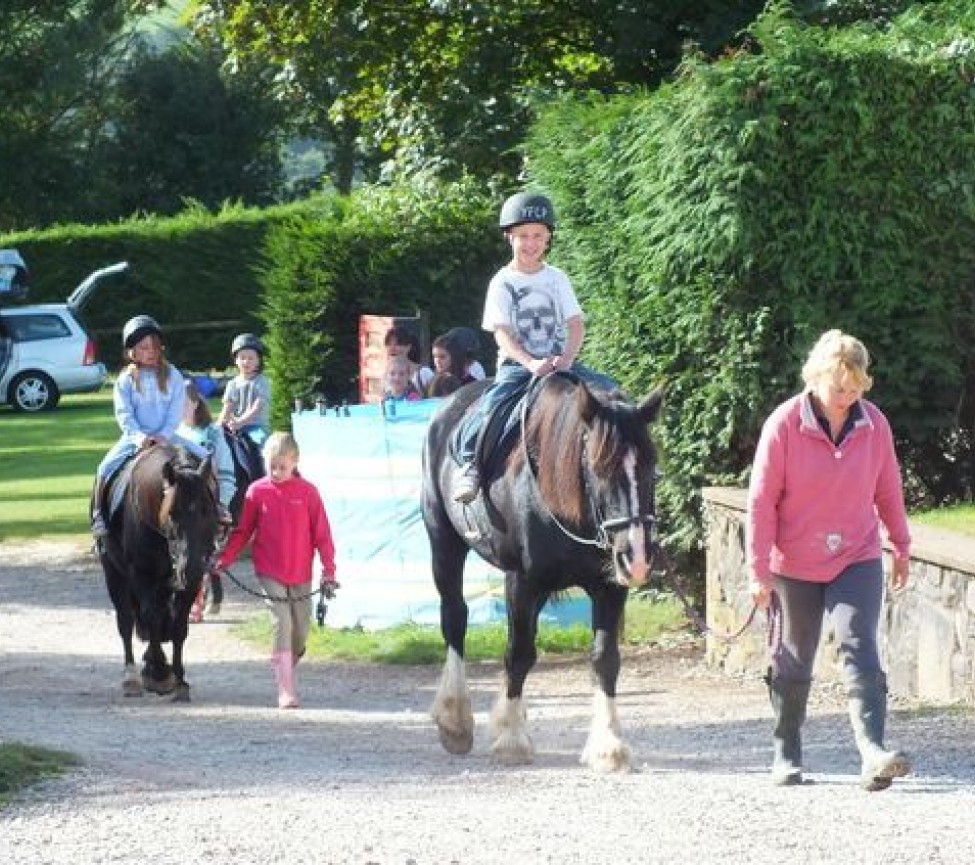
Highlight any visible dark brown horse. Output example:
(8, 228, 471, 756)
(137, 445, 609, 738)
(422, 373, 663, 771)
(98, 444, 220, 701)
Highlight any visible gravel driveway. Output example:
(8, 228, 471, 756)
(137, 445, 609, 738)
(2, 540, 975, 865)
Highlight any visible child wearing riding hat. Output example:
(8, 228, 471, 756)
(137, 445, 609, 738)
(216, 432, 338, 709)
(91, 315, 200, 537)
(178, 380, 236, 525)
(452, 191, 615, 503)
(218, 332, 271, 446)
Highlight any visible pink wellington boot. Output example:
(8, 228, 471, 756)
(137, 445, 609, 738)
(272, 650, 299, 709)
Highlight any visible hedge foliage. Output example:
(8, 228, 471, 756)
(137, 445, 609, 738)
(261, 177, 503, 425)
(0, 200, 328, 371)
(526, 1, 975, 578)
(1, 181, 502, 429)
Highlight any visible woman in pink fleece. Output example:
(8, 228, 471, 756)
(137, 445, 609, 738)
(747, 329, 911, 791)
(218, 432, 338, 709)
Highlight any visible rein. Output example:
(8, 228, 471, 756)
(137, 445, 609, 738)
(651, 543, 760, 644)
(210, 565, 331, 626)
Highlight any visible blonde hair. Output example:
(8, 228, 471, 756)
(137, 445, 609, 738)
(125, 333, 171, 393)
(262, 431, 299, 463)
(801, 329, 873, 392)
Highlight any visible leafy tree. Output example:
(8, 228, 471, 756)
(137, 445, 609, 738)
(96, 40, 285, 217)
(189, 0, 766, 189)
(0, 1, 156, 230)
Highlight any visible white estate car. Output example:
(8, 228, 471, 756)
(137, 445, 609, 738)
(0, 260, 128, 411)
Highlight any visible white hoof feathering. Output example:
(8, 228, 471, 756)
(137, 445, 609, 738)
(431, 649, 474, 752)
(122, 663, 143, 697)
(489, 691, 534, 765)
(581, 690, 632, 772)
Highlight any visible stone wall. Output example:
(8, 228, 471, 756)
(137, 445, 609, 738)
(702, 486, 975, 705)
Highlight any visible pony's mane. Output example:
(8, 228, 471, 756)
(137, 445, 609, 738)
(520, 377, 640, 525)
(128, 445, 201, 533)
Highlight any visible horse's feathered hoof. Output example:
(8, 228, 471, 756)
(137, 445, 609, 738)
(437, 724, 474, 755)
(143, 673, 176, 695)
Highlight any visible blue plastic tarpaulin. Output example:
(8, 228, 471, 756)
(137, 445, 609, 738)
(293, 398, 590, 630)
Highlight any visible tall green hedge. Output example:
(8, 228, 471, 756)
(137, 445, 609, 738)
(527, 1, 975, 581)
(261, 177, 503, 425)
(0, 200, 329, 371)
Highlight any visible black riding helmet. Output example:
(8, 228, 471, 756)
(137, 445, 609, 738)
(444, 326, 481, 359)
(499, 191, 555, 231)
(122, 314, 162, 350)
(231, 332, 264, 358)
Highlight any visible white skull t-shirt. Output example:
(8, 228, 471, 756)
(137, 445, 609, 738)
(481, 264, 582, 364)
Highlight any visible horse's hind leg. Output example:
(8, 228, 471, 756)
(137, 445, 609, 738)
(429, 525, 474, 755)
(580, 587, 632, 772)
(488, 575, 540, 765)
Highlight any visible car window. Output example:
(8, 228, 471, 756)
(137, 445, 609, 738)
(2, 313, 72, 343)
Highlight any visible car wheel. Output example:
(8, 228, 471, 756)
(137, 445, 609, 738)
(9, 371, 60, 412)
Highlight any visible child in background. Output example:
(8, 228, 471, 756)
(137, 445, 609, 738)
(178, 380, 236, 525)
(179, 380, 236, 623)
(219, 333, 271, 446)
(91, 315, 197, 537)
(384, 355, 422, 402)
(216, 432, 338, 709)
(384, 325, 434, 394)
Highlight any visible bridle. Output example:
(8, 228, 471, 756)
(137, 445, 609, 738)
(518, 390, 657, 551)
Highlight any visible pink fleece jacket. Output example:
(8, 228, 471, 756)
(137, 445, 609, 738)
(747, 392, 910, 585)
(218, 473, 336, 585)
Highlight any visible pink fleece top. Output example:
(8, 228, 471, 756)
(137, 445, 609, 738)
(747, 392, 910, 586)
(218, 473, 336, 585)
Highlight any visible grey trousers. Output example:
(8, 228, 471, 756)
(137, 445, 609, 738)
(768, 558, 884, 688)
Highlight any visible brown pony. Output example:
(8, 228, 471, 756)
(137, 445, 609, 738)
(98, 444, 219, 701)
(422, 373, 663, 771)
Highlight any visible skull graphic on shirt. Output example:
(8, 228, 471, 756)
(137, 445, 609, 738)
(505, 281, 563, 357)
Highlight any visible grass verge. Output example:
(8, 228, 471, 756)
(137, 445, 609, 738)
(232, 591, 690, 663)
(0, 743, 80, 809)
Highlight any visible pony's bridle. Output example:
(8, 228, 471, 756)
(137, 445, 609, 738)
(520, 398, 657, 550)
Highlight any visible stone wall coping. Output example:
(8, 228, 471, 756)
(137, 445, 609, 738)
(701, 486, 975, 574)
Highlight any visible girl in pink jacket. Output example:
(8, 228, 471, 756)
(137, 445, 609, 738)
(747, 329, 911, 791)
(218, 432, 337, 709)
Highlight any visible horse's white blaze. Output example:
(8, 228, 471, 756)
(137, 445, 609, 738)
(489, 689, 534, 765)
(581, 689, 631, 772)
(431, 647, 472, 736)
(623, 450, 648, 586)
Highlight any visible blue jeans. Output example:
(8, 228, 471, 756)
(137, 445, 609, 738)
(456, 360, 617, 463)
(769, 559, 885, 688)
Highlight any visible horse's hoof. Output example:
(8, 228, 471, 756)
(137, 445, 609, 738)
(437, 724, 474, 755)
(171, 684, 191, 703)
(122, 679, 144, 698)
(143, 674, 176, 696)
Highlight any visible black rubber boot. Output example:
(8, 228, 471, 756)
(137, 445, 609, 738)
(765, 672, 811, 786)
(848, 672, 911, 792)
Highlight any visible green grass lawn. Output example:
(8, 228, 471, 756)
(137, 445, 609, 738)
(911, 503, 975, 536)
(0, 391, 118, 542)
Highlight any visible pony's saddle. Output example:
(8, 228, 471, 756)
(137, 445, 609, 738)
(451, 374, 561, 477)
(101, 446, 215, 524)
